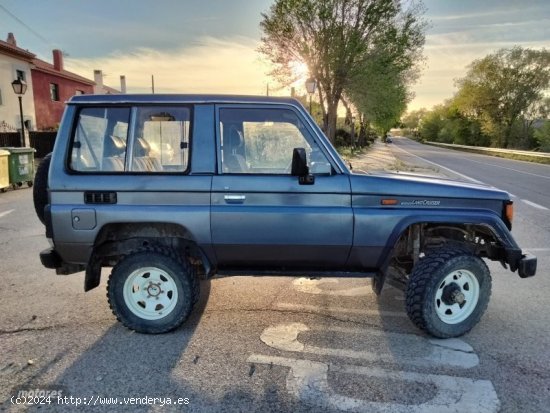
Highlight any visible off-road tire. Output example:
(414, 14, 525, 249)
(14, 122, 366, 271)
(107, 247, 195, 334)
(405, 247, 491, 338)
(33, 153, 52, 225)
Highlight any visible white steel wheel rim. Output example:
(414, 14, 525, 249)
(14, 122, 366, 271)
(123, 266, 179, 320)
(434, 269, 480, 325)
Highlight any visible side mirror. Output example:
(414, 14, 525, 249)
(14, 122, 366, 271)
(291, 148, 314, 185)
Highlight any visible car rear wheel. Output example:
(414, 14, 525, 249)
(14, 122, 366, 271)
(107, 248, 195, 333)
(405, 247, 491, 338)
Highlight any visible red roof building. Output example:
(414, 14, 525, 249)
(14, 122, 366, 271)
(31, 50, 95, 130)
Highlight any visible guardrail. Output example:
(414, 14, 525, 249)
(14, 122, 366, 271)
(425, 141, 550, 164)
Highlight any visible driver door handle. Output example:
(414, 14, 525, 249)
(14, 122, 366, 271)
(224, 194, 246, 204)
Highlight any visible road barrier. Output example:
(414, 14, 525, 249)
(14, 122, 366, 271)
(426, 141, 550, 164)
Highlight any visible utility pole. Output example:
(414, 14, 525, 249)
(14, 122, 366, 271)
(151, 75, 155, 94)
(266, 83, 269, 96)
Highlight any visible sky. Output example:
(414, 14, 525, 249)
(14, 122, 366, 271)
(1, 0, 549, 112)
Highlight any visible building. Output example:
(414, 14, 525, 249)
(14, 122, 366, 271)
(31, 50, 95, 130)
(1, 32, 125, 132)
(0, 33, 37, 132)
(93, 70, 121, 95)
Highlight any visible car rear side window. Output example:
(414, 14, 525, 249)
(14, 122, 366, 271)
(70, 106, 191, 173)
(131, 106, 191, 173)
(70, 107, 130, 172)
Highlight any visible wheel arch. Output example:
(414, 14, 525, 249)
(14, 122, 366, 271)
(84, 222, 213, 292)
(373, 211, 517, 294)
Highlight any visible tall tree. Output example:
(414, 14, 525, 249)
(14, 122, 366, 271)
(259, 0, 426, 141)
(454, 47, 550, 148)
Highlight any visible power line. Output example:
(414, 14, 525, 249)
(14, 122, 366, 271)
(0, 4, 52, 46)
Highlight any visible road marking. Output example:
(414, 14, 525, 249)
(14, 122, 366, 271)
(462, 158, 550, 180)
(293, 277, 372, 296)
(0, 209, 14, 219)
(276, 302, 407, 318)
(524, 248, 550, 252)
(392, 144, 485, 184)
(260, 322, 479, 368)
(248, 355, 499, 413)
(521, 199, 549, 211)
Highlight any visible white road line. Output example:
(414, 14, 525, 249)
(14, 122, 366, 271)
(524, 248, 550, 252)
(462, 158, 550, 180)
(248, 355, 500, 413)
(522, 199, 549, 211)
(392, 144, 485, 184)
(276, 302, 407, 318)
(0, 209, 14, 219)
(260, 322, 479, 369)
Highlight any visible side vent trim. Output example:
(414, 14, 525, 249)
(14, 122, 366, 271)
(84, 192, 117, 204)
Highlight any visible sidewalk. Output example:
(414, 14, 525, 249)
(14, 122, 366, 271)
(349, 140, 442, 177)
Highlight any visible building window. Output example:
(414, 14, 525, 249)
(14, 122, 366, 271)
(16, 70, 26, 81)
(50, 83, 59, 101)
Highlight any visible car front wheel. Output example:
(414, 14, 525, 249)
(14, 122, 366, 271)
(405, 247, 491, 338)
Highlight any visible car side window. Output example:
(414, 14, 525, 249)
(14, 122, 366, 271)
(70, 106, 191, 173)
(219, 107, 331, 175)
(70, 107, 130, 172)
(131, 107, 191, 173)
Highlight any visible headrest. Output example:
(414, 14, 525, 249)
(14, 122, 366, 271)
(109, 135, 127, 151)
(134, 138, 151, 156)
(228, 128, 243, 148)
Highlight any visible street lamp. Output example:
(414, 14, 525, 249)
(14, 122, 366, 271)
(305, 77, 316, 114)
(11, 79, 28, 147)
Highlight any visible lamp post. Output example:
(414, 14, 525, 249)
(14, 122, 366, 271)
(11, 79, 28, 147)
(305, 77, 316, 115)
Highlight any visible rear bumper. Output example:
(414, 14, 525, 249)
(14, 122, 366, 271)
(40, 247, 85, 275)
(40, 247, 62, 269)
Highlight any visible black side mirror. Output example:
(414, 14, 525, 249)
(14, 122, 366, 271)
(291, 148, 314, 185)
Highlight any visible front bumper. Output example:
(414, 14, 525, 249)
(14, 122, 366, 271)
(518, 253, 537, 278)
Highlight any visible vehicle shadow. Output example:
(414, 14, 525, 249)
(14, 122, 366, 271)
(25, 280, 214, 413)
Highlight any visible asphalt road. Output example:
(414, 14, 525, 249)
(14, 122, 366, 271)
(1, 144, 549, 412)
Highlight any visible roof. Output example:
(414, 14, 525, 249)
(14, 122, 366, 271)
(102, 85, 120, 94)
(68, 94, 299, 105)
(0, 38, 35, 61)
(32, 57, 95, 86)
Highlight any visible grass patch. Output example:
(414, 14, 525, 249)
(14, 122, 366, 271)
(336, 145, 368, 160)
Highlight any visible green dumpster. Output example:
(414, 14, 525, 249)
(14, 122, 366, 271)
(0, 149, 9, 192)
(1, 147, 36, 189)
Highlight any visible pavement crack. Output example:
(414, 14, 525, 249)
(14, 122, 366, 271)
(0, 325, 57, 335)
(205, 307, 383, 328)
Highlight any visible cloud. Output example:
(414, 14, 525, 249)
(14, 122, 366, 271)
(64, 36, 275, 95)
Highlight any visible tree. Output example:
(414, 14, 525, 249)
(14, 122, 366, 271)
(345, 45, 414, 136)
(402, 108, 428, 132)
(259, 0, 426, 141)
(454, 47, 550, 148)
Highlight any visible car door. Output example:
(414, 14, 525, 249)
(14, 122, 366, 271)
(211, 104, 353, 270)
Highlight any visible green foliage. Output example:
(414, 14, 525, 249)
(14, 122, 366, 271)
(260, 0, 427, 141)
(402, 108, 428, 131)
(454, 47, 550, 148)
(419, 103, 490, 146)
(534, 121, 550, 152)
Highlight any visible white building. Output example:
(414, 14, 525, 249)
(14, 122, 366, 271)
(0, 33, 36, 132)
